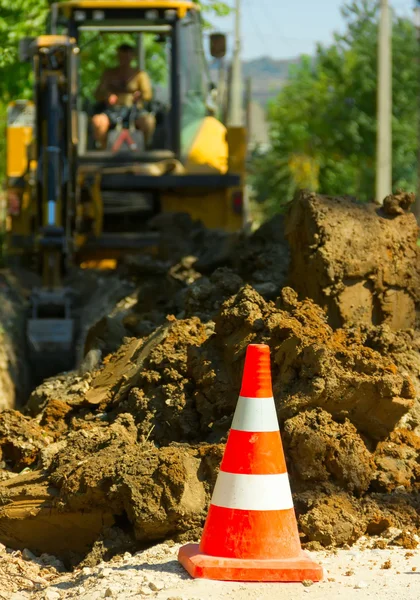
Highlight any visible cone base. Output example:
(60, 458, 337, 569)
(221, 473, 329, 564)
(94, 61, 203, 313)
(178, 543, 323, 582)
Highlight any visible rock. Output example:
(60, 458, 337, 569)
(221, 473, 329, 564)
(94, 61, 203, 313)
(22, 547, 37, 561)
(283, 410, 374, 494)
(44, 589, 61, 600)
(299, 491, 366, 546)
(393, 531, 418, 549)
(86, 593, 103, 600)
(0, 410, 49, 471)
(253, 282, 278, 297)
(40, 553, 60, 565)
(382, 190, 415, 215)
(139, 585, 153, 595)
(355, 581, 368, 589)
(383, 527, 403, 540)
(149, 580, 165, 591)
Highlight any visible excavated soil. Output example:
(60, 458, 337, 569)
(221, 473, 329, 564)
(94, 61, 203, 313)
(0, 193, 419, 565)
(286, 190, 420, 329)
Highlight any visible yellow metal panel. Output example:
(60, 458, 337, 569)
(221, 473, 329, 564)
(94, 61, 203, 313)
(226, 126, 247, 175)
(80, 259, 117, 270)
(161, 191, 227, 230)
(6, 187, 37, 250)
(225, 126, 247, 230)
(6, 127, 32, 178)
(175, 122, 246, 232)
(59, 1, 197, 18)
(161, 190, 242, 233)
(37, 35, 72, 47)
(185, 117, 228, 175)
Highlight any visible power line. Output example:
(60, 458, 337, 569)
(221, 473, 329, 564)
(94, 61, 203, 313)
(258, 0, 285, 41)
(243, 1, 324, 47)
(244, 0, 269, 53)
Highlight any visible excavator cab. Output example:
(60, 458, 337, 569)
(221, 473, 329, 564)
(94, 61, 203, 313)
(5, 1, 247, 374)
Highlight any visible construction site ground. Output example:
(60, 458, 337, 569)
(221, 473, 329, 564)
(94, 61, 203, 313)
(0, 538, 419, 599)
(0, 191, 420, 597)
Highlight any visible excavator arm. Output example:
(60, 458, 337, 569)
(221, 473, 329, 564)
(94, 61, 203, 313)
(21, 35, 78, 375)
(6, 2, 246, 381)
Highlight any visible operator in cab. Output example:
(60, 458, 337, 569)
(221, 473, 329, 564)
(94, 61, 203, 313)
(92, 43, 156, 149)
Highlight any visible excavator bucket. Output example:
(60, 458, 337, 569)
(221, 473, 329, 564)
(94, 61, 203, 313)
(27, 288, 75, 379)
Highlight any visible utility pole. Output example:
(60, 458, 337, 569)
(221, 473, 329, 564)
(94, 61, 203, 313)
(245, 77, 252, 143)
(375, 0, 392, 204)
(217, 57, 226, 122)
(228, 0, 242, 126)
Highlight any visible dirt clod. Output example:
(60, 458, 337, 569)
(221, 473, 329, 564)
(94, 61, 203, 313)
(394, 531, 418, 550)
(285, 191, 420, 329)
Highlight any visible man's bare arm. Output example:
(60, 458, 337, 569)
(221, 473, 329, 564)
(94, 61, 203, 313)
(137, 71, 153, 102)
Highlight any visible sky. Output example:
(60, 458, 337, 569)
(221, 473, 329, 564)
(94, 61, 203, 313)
(207, 0, 417, 61)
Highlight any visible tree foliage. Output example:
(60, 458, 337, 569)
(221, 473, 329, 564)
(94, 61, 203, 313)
(250, 0, 418, 213)
(0, 0, 50, 100)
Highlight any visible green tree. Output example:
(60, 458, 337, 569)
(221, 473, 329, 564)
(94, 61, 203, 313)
(0, 0, 50, 100)
(250, 0, 418, 215)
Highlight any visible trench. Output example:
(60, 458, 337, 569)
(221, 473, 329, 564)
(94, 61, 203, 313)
(0, 267, 135, 411)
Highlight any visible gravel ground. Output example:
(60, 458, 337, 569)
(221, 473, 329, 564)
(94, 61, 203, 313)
(2, 536, 419, 600)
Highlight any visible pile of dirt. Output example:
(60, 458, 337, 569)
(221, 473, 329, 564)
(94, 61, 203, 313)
(0, 286, 418, 563)
(0, 192, 419, 564)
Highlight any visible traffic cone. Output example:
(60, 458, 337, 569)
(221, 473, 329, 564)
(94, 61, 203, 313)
(178, 343, 323, 582)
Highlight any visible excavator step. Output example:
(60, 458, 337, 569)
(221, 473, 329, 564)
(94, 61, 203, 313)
(78, 150, 174, 166)
(100, 173, 241, 191)
(101, 190, 154, 214)
(83, 232, 160, 251)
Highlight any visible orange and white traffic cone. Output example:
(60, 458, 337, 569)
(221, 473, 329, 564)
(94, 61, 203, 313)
(178, 343, 323, 582)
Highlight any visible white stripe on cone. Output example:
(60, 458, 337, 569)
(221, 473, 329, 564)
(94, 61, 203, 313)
(211, 472, 294, 511)
(231, 396, 279, 432)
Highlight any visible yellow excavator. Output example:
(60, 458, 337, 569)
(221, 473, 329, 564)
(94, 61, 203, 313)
(5, 1, 247, 371)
